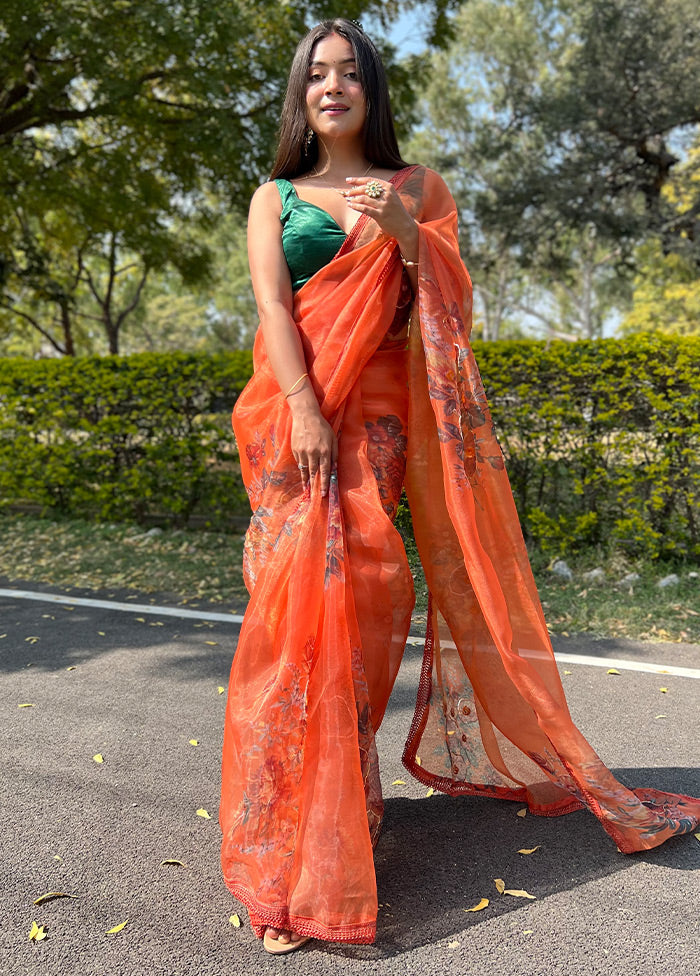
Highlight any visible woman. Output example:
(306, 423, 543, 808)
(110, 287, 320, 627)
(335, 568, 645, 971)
(219, 18, 700, 955)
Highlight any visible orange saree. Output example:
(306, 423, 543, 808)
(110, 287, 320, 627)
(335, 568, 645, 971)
(220, 166, 700, 944)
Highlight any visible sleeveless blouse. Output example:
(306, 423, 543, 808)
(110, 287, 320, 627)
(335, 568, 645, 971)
(274, 177, 412, 346)
(275, 179, 347, 292)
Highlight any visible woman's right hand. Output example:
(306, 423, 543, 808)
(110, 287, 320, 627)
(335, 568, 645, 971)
(291, 406, 338, 497)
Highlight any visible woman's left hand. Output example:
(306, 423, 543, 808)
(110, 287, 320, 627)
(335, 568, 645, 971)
(343, 177, 418, 256)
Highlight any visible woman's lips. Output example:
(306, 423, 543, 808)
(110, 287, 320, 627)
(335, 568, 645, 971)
(322, 105, 349, 114)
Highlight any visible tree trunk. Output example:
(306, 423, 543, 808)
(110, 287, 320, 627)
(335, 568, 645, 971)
(60, 300, 75, 356)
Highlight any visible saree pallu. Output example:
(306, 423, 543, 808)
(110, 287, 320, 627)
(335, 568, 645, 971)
(220, 166, 700, 945)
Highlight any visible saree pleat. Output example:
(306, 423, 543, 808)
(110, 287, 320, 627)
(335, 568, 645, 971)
(221, 165, 700, 944)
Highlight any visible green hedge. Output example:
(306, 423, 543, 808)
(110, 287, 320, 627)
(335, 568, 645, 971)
(0, 352, 252, 528)
(476, 335, 700, 560)
(1, 336, 698, 558)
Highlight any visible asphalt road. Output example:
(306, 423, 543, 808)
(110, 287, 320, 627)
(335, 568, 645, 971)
(1, 578, 698, 976)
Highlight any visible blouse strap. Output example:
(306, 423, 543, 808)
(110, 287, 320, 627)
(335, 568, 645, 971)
(273, 178, 298, 215)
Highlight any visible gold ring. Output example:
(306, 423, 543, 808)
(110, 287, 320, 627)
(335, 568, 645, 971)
(365, 180, 384, 199)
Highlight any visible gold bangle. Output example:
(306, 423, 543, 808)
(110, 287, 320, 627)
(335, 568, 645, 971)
(284, 372, 308, 398)
(400, 253, 418, 268)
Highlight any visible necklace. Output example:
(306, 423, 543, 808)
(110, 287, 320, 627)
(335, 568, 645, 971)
(310, 160, 373, 194)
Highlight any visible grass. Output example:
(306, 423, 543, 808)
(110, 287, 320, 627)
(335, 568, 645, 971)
(0, 513, 698, 643)
(0, 513, 249, 608)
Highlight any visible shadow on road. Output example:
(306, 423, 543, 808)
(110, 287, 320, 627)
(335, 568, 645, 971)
(330, 775, 699, 959)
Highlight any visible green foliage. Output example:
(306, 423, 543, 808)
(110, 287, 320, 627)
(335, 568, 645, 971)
(621, 240, 700, 336)
(2, 337, 698, 560)
(412, 0, 700, 286)
(1, 1, 456, 355)
(407, 0, 634, 339)
(621, 138, 700, 336)
(476, 335, 700, 559)
(0, 352, 253, 528)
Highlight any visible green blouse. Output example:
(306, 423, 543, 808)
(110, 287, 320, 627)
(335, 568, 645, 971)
(275, 179, 347, 291)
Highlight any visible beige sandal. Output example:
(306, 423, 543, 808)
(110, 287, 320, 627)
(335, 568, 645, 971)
(263, 928, 312, 955)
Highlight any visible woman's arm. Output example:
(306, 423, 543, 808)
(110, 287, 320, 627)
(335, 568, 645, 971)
(247, 182, 338, 496)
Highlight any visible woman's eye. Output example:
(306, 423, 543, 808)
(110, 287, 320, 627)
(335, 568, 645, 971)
(346, 72, 358, 80)
(308, 72, 324, 82)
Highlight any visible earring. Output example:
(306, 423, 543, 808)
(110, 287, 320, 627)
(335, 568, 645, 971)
(305, 126, 315, 148)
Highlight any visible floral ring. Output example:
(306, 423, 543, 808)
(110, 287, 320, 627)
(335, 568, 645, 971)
(365, 180, 384, 199)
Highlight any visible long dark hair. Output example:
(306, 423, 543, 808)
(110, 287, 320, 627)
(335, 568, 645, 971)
(270, 19, 408, 180)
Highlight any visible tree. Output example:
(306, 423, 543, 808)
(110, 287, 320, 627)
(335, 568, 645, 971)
(469, 0, 700, 268)
(620, 242, 700, 336)
(120, 216, 258, 354)
(621, 135, 700, 336)
(0, 123, 211, 354)
(408, 0, 629, 338)
(0, 0, 463, 354)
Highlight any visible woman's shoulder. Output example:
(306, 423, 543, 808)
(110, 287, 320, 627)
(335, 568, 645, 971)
(412, 165, 450, 190)
(412, 166, 457, 211)
(249, 179, 284, 217)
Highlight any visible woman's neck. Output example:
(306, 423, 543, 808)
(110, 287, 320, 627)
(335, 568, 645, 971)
(314, 139, 371, 179)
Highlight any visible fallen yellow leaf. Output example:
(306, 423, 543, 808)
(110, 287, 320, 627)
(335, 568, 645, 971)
(415, 756, 422, 766)
(607, 668, 621, 675)
(93, 754, 104, 764)
(517, 808, 527, 818)
(28, 921, 48, 942)
(18, 703, 35, 708)
(659, 687, 668, 693)
(504, 889, 536, 899)
(205, 640, 218, 646)
(196, 808, 212, 820)
(217, 686, 225, 695)
(494, 878, 505, 894)
(230, 914, 242, 928)
(160, 859, 185, 867)
(448, 940, 460, 948)
(189, 739, 199, 747)
(25, 636, 39, 643)
(106, 920, 128, 934)
(33, 892, 79, 906)
(426, 787, 435, 798)
(655, 714, 667, 719)
(523, 929, 534, 935)
(98, 631, 106, 636)
(66, 666, 77, 671)
(517, 847, 540, 855)
(464, 898, 489, 912)
(693, 833, 700, 843)
(563, 670, 572, 675)
(391, 779, 406, 786)
(447, 729, 456, 735)
(135, 617, 145, 622)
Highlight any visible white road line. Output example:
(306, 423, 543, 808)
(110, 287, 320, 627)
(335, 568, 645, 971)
(552, 651, 700, 680)
(0, 587, 245, 624)
(1, 587, 698, 679)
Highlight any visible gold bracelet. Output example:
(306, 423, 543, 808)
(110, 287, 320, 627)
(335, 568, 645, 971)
(284, 372, 308, 398)
(400, 253, 418, 268)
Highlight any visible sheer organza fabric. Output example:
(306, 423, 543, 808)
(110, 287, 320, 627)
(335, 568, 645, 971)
(220, 166, 700, 944)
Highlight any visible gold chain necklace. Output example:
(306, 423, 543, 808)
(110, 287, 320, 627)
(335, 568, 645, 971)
(310, 160, 373, 194)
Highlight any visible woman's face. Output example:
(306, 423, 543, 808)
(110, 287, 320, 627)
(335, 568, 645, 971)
(305, 33, 366, 144)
